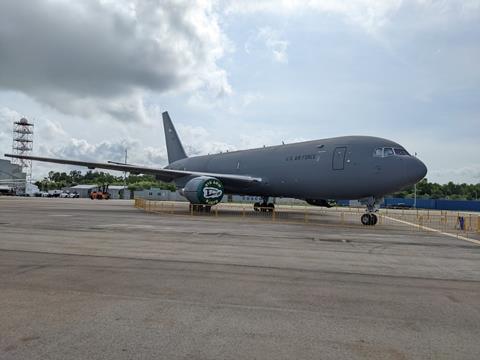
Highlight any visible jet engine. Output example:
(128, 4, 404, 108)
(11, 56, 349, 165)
(305, 199, 334, 208)
(182, 176, 224, 205)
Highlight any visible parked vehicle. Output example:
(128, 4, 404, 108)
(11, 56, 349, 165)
(90, 184, 110, 200)
(48, 190, 63, 198)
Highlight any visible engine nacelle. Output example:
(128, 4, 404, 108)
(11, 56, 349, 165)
(181, 176, 224, 205)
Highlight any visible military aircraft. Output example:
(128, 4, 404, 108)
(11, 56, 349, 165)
(5, 111, 427, 225)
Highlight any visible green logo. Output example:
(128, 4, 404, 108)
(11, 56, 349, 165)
(198, 178, 224, 205)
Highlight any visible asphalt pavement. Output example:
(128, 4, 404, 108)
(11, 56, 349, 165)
(1, 198, 479, 359)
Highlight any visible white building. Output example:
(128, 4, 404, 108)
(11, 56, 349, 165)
(63, 184, 96, 198)
(108, 185, 131, 199)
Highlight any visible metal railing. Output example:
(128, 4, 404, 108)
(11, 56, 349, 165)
(134, 199, 480, 241)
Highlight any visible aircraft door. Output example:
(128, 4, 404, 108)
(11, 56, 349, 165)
(332, 146, 347, 170)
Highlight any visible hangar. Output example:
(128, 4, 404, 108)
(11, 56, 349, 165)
(63, 184, 130, 199)
(0, 159, 26, 185)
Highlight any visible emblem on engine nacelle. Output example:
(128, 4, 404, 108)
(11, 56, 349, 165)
(203, 187, 223, 199)
(198, 178, 224, 205)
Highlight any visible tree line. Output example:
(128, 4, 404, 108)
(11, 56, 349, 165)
(35, 170, 176, 192)
(391, 178, 480, 200)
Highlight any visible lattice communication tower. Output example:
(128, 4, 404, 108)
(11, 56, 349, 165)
(11, 117, 34, 183)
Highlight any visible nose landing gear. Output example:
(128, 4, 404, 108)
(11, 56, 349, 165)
(360, 196, 383, 226)
(361, 213, 378, 226)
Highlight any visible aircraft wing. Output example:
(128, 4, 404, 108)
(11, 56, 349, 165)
(3, 154, 262, 184)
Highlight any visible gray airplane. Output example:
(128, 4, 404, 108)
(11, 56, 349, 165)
(5, 111, 427, 225)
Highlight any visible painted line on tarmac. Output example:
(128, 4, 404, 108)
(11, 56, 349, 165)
(384, 216, 480, 246)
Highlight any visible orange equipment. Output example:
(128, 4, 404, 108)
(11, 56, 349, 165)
(90, 184, 110, 200)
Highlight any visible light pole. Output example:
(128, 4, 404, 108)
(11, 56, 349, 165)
(413, 152, 418, 209)
(123, 148, 128, 199)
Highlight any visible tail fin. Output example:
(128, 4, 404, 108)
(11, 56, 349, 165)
(162, 111, 187, 164)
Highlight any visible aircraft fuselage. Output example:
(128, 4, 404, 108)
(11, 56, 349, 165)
(167, 135, 427, 200)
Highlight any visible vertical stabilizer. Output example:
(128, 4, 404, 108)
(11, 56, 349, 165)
(162, 111, 187, 164)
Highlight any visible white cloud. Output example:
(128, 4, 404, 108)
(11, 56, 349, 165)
(177, 125, 234, 155)
(31, 137, 167, 179)
(430, 165, 480, 185)
(0, 0, 231, 123)
(187, 90, 264, 114)
(40, 120, 68, 141)
(0, 107, 23, 147)
(225, 0, 480, 36)
(245, 27, 289, 63)
(225, 0, 403, 34)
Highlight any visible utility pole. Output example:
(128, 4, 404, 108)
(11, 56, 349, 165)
(123, 148, 128, 199)
(413, 152, 418, 209)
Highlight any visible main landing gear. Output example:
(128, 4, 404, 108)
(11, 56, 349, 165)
(361, 213, 378, 226)
(189, 204, 212, 213)
(254, 197, 274, 212)
(360, 196, 383, 226)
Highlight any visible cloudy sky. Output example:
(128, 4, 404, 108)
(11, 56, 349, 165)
(0, 0, 479, 184)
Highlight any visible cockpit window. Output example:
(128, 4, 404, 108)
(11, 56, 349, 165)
(373, 148, 383, 157)
(374, 147, 409, 158)
(373, 148, 410, 157)
(394, 148, 409, 156)
(384, 148, 394, 157)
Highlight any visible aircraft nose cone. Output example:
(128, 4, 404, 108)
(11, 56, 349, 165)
(409, 157, 427, 183)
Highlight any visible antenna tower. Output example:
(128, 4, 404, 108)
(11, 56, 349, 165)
(11, 117, 34, 184)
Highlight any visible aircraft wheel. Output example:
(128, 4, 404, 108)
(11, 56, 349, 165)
(361, 213, 372, 226)
(371, 214, 378, 225)
(267, 203, 275, 212)
(204, 205, 211, 213)
(254, 202, 260, 212)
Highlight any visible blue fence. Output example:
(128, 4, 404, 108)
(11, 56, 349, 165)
(336, 198, 480, 212)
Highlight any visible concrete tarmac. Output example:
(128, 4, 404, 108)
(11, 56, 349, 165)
(1, 198, 479, 359)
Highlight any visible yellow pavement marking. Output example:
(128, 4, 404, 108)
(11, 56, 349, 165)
(384, 215, 480, 246)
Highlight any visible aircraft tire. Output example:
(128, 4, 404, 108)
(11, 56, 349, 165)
(371, 214, 378, 225)
(267, 203, 275, 212)
(361, 213, 372, 226)
(254, 202, 260, 212)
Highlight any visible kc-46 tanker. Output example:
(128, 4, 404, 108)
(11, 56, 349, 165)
(5, 112, 427, 225)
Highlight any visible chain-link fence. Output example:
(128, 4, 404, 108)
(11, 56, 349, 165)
(134, 199, 480, 242)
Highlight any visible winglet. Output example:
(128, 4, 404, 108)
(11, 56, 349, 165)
(162, 111, 187, 164)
